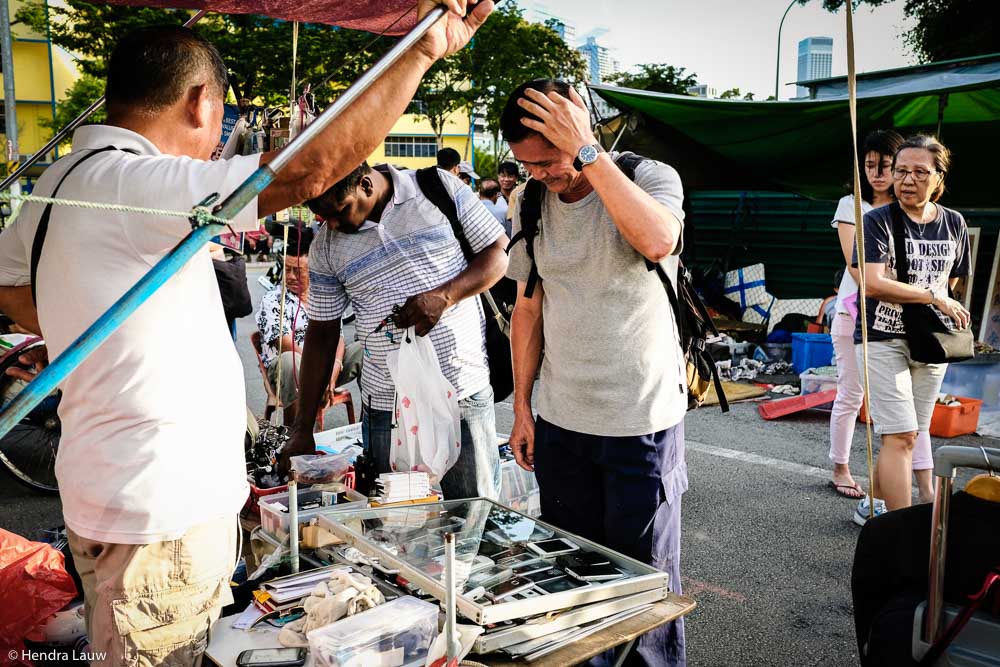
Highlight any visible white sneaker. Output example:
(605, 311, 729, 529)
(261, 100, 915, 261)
(853, 496, 887, 526)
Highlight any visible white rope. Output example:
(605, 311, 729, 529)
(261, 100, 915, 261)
(0, 191, 229, 226)
(846, 2, 878, 518)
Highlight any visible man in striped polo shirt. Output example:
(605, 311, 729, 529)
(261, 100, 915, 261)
(283, 162, 509, 500)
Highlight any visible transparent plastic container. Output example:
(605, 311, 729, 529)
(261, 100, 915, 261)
(307, 595, 438, 667)
(259, 484, 367, 539)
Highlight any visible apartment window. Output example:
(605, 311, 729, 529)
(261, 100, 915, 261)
(384, 135, 437, 158)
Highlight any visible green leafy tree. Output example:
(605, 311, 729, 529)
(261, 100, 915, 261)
(473, 147, 497, 180)
(414, 56, 471, 149)
(39, 74, 107, 135)
(718, 87, 756, 101)
(816, 0, 998, 63)
(14, 1, 390, 138)
(606, 64, 699, 95)
(465, 3, 587, 156)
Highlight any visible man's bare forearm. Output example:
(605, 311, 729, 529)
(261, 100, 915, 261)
(258, 50, 436, 217)
(292, 320, 342, 433)
(511, 286, 544, 414)
(0, 286, 41, 335)
(438, 239, 509, 305)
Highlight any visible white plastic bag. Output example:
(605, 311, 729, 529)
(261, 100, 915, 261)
(386, 327, 461, 489)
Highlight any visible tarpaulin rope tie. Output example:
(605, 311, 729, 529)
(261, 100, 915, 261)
(0, 191, 228, 227)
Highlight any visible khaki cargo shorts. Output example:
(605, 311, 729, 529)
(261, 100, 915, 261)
(857, 338, 948, 435)
(67, 515, 238, 667)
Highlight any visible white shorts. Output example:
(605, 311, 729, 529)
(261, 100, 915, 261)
(856, 338, 947, 435)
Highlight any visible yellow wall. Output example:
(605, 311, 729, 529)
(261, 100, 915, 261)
(367, 111, 474, 170)
(1, 0, 82, 159)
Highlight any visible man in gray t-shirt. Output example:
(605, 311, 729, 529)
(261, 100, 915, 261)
(503, 79, 689, 667)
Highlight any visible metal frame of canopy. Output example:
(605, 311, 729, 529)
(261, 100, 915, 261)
(0, 4, 448, 438)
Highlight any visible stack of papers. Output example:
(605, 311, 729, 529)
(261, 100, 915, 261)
(375, 472, 433, 505)
(252, 565, 351, 615)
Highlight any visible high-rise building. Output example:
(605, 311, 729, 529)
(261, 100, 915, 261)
(577, 32, 620, 85)
(526, 2, 576, 46)
(796, 36, 833, 97)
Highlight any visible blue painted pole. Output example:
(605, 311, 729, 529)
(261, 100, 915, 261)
(0, 223, 224, 439)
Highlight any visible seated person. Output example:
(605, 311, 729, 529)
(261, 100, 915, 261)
(852, 486, 1000, 666)
(256, 226, 361, 425)
(244, 221, 273, 261)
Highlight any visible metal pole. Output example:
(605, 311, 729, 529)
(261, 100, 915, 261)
(926, 475, 952, 644)
(444, 532, 460, 662)
(0, 6, 447, 441)
(0, 10, 207, 193)
(289, 478, 300, 574)
(774, 0, 797, 101)
(0, 0, 21, 210)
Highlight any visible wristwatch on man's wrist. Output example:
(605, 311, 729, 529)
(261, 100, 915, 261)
(573, 143, 603, 171)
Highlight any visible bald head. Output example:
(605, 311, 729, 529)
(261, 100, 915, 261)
(479, 178, 501, 202)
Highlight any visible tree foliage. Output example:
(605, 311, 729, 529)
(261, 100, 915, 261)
(719, 87, 756, 101)
(39, 74, 107, 135)
(816, 0, 998, 63)
(606, 64, 699, 95)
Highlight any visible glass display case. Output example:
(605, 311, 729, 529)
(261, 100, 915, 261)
(318, 498, 669, 625)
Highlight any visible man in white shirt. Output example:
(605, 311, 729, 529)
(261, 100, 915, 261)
(0, 3, 491, 662)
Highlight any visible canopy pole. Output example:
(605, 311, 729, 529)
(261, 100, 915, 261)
(0, 5, 447, 441)
(0, 10, 208, 193)
(846, 0, 877, 519)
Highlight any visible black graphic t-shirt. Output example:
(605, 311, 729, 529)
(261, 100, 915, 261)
(853, 202, 970, 343)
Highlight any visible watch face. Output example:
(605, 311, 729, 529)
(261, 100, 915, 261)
(579, 144, 599, 164)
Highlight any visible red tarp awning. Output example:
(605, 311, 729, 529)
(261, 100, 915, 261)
(98, 1, 418, 33)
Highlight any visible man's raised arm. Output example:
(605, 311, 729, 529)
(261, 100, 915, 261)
(258, 0, 494, 217)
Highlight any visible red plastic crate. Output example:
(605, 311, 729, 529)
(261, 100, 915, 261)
(929, 397, 983, 438)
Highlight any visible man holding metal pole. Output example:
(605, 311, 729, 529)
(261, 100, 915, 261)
(0, 1, 492, 661)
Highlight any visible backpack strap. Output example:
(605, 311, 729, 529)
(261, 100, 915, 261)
(415, 166, 473, 259)
(30, 146, 123, 306)
(510, 178, 545, 298)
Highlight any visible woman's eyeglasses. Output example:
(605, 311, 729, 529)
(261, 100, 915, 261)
(891, 168, 938, 182)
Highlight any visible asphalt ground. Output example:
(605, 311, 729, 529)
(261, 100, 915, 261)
(1, 265, 995, 666)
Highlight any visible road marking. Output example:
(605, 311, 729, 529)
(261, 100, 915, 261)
(686, 440, 829, 480)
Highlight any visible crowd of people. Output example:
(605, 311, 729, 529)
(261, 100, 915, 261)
(0, 0, 990, 664)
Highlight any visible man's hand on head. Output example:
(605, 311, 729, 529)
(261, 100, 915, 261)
(517, 86, 595, 159)
(395, 289, 452, 337)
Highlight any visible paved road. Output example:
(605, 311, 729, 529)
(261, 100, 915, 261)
(1, 265, 995, 666)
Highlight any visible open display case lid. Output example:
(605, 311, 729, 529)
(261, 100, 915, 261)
(318, 498, 669, 625)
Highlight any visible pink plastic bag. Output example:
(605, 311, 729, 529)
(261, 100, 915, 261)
(0, 529, 78, 664)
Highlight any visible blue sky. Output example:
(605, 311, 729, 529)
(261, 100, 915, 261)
(524, 0, 917, 99)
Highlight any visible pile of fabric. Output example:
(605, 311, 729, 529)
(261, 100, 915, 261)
(277, 570, 385, 647)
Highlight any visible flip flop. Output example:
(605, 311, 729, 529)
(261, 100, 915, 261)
(830, 481, 865, 499)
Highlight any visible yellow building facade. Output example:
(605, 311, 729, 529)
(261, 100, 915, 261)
(368, 107, 474, 171)
(1, 0, 80, 175)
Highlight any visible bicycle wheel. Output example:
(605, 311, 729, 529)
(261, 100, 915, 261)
(0, 401, 60, 493)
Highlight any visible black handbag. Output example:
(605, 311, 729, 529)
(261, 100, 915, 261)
(889, 205, 974, 364)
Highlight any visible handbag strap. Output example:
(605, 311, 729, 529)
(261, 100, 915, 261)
(918, 566, 1000, 666)
(29, 146, 129, 305)
(888, 204, 911, 287)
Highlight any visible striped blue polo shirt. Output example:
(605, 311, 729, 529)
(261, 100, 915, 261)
(307, 165, 504, 411)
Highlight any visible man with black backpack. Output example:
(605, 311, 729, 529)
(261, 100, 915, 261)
(504, 79, 689, 667)
(286, 162, 508, 501)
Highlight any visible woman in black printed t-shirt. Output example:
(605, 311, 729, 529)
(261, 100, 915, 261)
(851, 135, 971, 525)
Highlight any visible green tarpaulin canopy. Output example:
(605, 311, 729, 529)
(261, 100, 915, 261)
(590, 55, 1000, 207)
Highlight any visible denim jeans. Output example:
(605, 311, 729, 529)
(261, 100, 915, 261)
(362, 385, 501, 500)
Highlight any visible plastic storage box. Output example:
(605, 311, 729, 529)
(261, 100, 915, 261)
(499, 458, 541, 518)
(799, 371, 837, 410)
(791, 333, 834, 374)
(307, 595, 438, 667)
(259, 483, 367, 539)
(929, 397, 983, 438)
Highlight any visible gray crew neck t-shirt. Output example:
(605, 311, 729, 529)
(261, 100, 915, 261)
(852, 202, 970, 343)
(506, 156, 688, 437)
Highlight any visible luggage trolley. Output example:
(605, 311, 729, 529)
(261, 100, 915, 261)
(912, 445, 1000, 665)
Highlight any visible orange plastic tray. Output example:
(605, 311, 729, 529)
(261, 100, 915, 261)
(929, 397, 983, 438)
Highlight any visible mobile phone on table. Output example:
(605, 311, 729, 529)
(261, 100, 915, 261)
(236, 647, 307, 667)
(565, 563, 625, 582)
(496, 552, 538, 567)
(557, 551, 611, 570)
(521, 568, 564, 584)
(536, 576, 588, 594)
(526, 538, 579, 557)
(487, 577, 535, 600)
